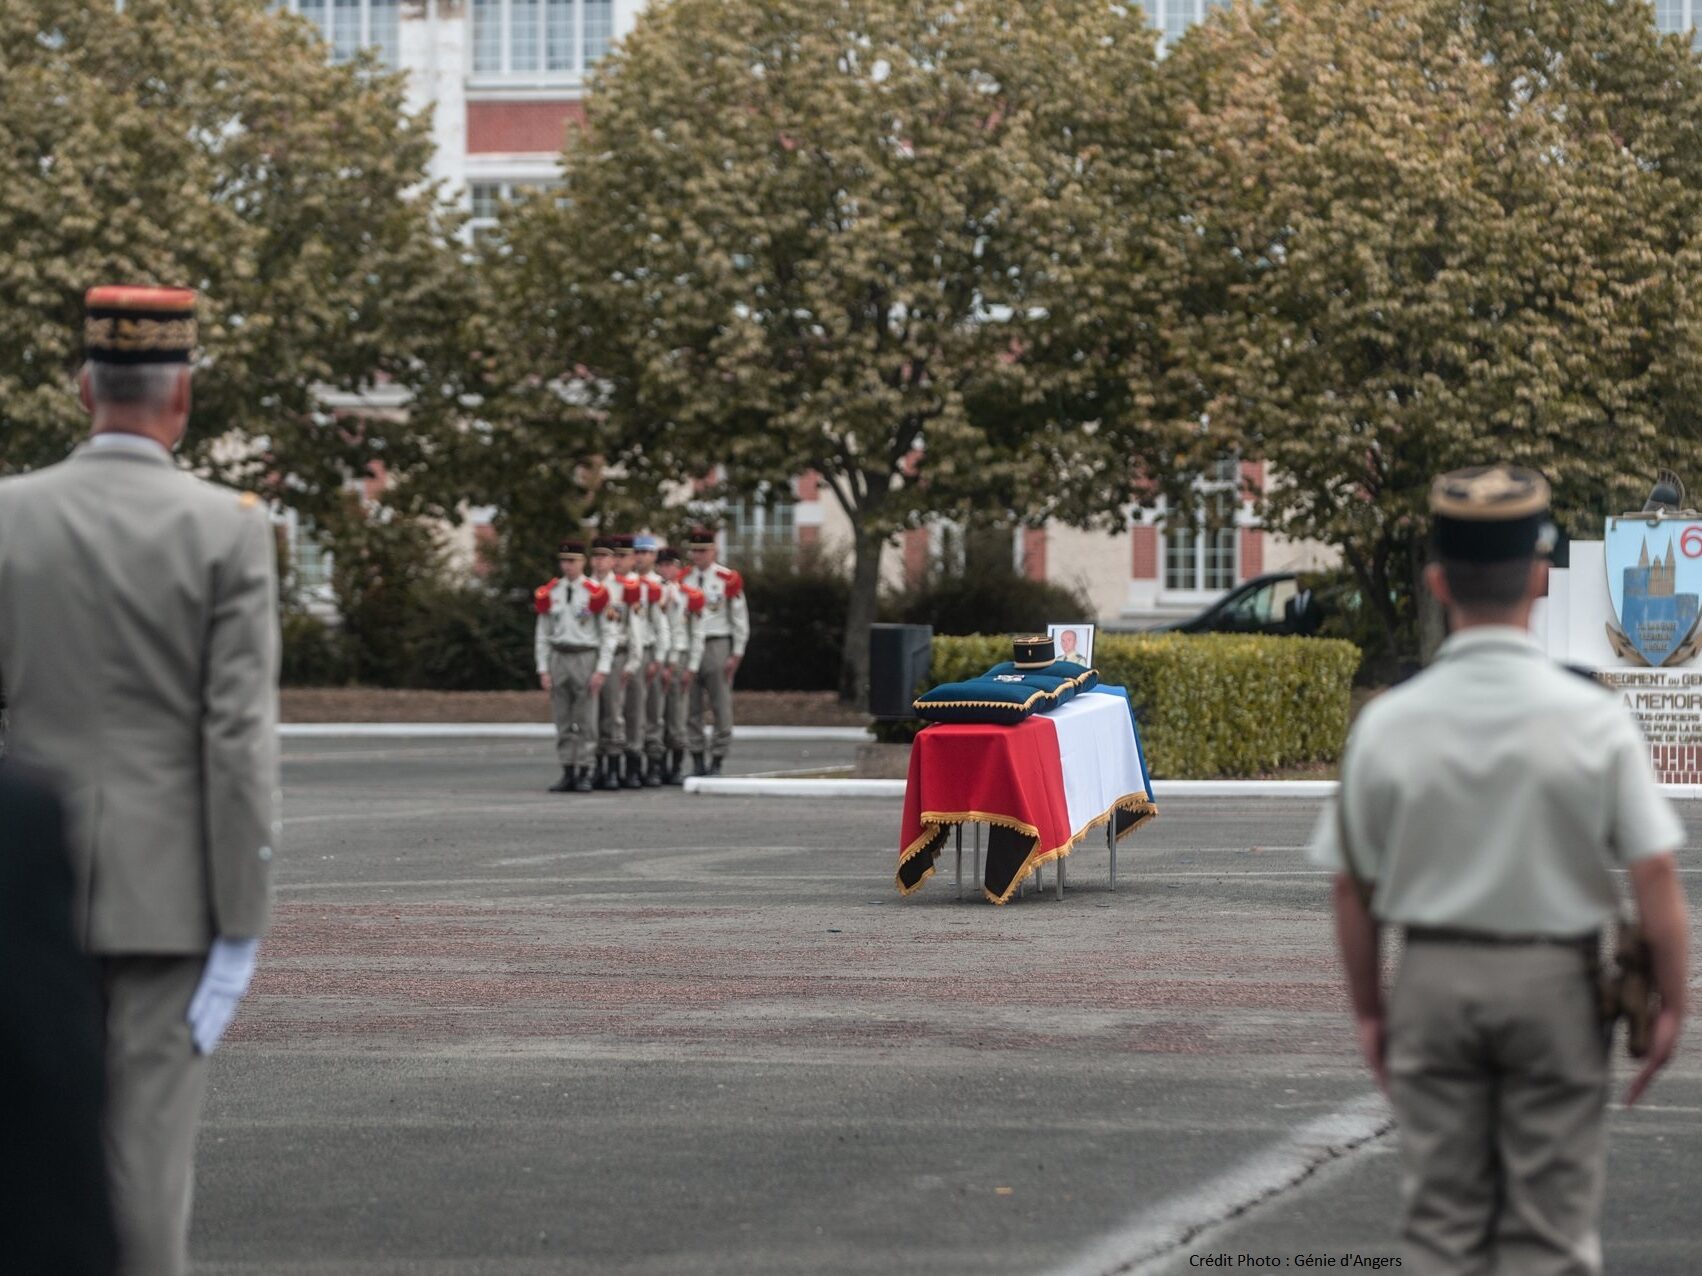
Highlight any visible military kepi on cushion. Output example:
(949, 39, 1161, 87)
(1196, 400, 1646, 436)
(1430, 465, 1554, 563)
(84, 286, 197, 365)
(1012, 634, 1054, 668)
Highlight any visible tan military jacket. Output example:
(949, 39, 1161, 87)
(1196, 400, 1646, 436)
(637, 569, 671, 656)
(533, 574, 611, 672)
(0, 440, 280, 954)
(595, 570, 644, 674)
(684, 560, 750, 666)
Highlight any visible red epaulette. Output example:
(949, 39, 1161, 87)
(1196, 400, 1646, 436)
(622, 576, 643, 605)
(717, 566, 744, 599)
(533, 579, 558, 615)
(585, 579, 610, 615)
(682, 584, 706, 615)
(646, 578, 665, 604)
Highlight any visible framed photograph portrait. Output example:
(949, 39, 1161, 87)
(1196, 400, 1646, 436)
(1046, 622, 1095, 667)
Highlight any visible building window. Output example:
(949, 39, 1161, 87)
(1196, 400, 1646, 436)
(1163, 490, 1238, 593)
(282, 513, 335, 604)
(1148, 0, 1229, 47)
(467, 179, 557, 243)
(472, 0, 613, 78)
(279, 0, 399, 67)
(724, 495, 796, 569)
(1653, 0, 1702, 44)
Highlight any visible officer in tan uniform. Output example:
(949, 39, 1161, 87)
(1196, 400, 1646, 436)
(589, 536, 642, 791)
(632, 534, 672, 786)
(1311, 464, 1690, 1276)
(656, 547, 704, 784)
(0, 286, 279, 1276)
(611, 534, 650, 788)
(534, 540, 610, 793)
(683, 526, 751, 776)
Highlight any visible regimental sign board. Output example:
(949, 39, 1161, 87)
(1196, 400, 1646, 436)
(1534, 510, 1702, 784)
(1593, 670, 1702, 785)
(1603, 516, 1702, 668)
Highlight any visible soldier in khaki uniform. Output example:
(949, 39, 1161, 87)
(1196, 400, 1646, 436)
(631, 534, 672, 786)
(683, 526, 750, 776)
(534, 540, 610, 793)
(1311, 465, 1690, 1276)
(589, 536, 642, 791)
(657, 547, 704, 784)
(0, 286, 279, 1276)
(611, 534, 650, 788)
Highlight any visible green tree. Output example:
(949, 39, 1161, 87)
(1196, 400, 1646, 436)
(0, 0, 472, 515)
(1164, 0, 1702, 664)
(483, 0, 1182, 702)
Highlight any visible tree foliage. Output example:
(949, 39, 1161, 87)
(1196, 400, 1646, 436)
(1165, 0, 1702, 659)
(0, 0, 473, 514)
(483, 0, 1182, 700)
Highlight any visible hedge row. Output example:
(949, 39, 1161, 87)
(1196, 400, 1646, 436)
(929, 633, 1360, 779)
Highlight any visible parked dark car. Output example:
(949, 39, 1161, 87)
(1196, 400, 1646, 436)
(1147, 572, 1327, 637)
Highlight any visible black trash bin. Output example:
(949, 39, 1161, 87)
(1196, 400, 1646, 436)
(868, 624, 933, 719)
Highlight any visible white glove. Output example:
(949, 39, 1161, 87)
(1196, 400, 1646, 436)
(187, 937, 260, 1056)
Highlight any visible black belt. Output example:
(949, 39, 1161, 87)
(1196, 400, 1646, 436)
(550, 643, 598, 653)
(1404, 925, 1598, 950)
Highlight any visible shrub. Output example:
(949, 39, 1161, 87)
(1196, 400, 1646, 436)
(889, 572, 1094, 636)
(403, 585, 535, 691)
(280, 609, 349, 687)
(926, 632, 1360, 778)
(737, 560, 852, 691)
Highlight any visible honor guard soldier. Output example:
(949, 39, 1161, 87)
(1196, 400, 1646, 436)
(657, 547, 705, 784)
(589, 537, 643, 790)
(0, 286, 279, 1276)
(1311, 464, 1690, 1275)
(611, 534, 649, 788)
(534, 540, 611, 793)
(683, 527, 750, 776)
(632, 534, 672, 785)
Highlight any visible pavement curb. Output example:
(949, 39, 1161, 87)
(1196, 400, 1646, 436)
(683, 776, 1702, 800)
(279, 723, 872, 741)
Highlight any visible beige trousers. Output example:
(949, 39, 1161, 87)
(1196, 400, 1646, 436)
(597, 652, 627, 757)
(688, 635, 735, 758)
(546, 646, 598, 768)
(1388, 940, 1609, 1276)
(641, 646, 666, 758)
(623, 645, 652, 754)
(101, 955, 210, 1276)
(664, 655, 691, 752)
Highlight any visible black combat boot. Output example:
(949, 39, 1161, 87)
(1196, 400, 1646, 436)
(644, 754, 664, 787)
(709, 755, 725, 777)
(622, 750, 645, 789)
(548, 767, 574, 793)
(691, 751, 708, 778)
(664, 749, 686, 785)
(594, 755, 620, 791)
(572, 765, 593, 793)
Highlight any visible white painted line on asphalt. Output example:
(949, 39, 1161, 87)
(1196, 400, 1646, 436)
(1048, 1093, 1394, 1276)
(279, 723, 871, 741)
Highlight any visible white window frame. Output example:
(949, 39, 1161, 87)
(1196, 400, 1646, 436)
(467, 0, 614, 86)
(1158, 459, 1246, 603)
(465, 173, 561, 243)
(277, 0, 401, 67)
(1150, 0, 1229, 48)
(1651, 0, 1702, 44)
(723, 489, 798, 569)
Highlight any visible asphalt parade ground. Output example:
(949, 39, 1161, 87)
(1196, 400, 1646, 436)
(193, 735, 1702, 1275)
